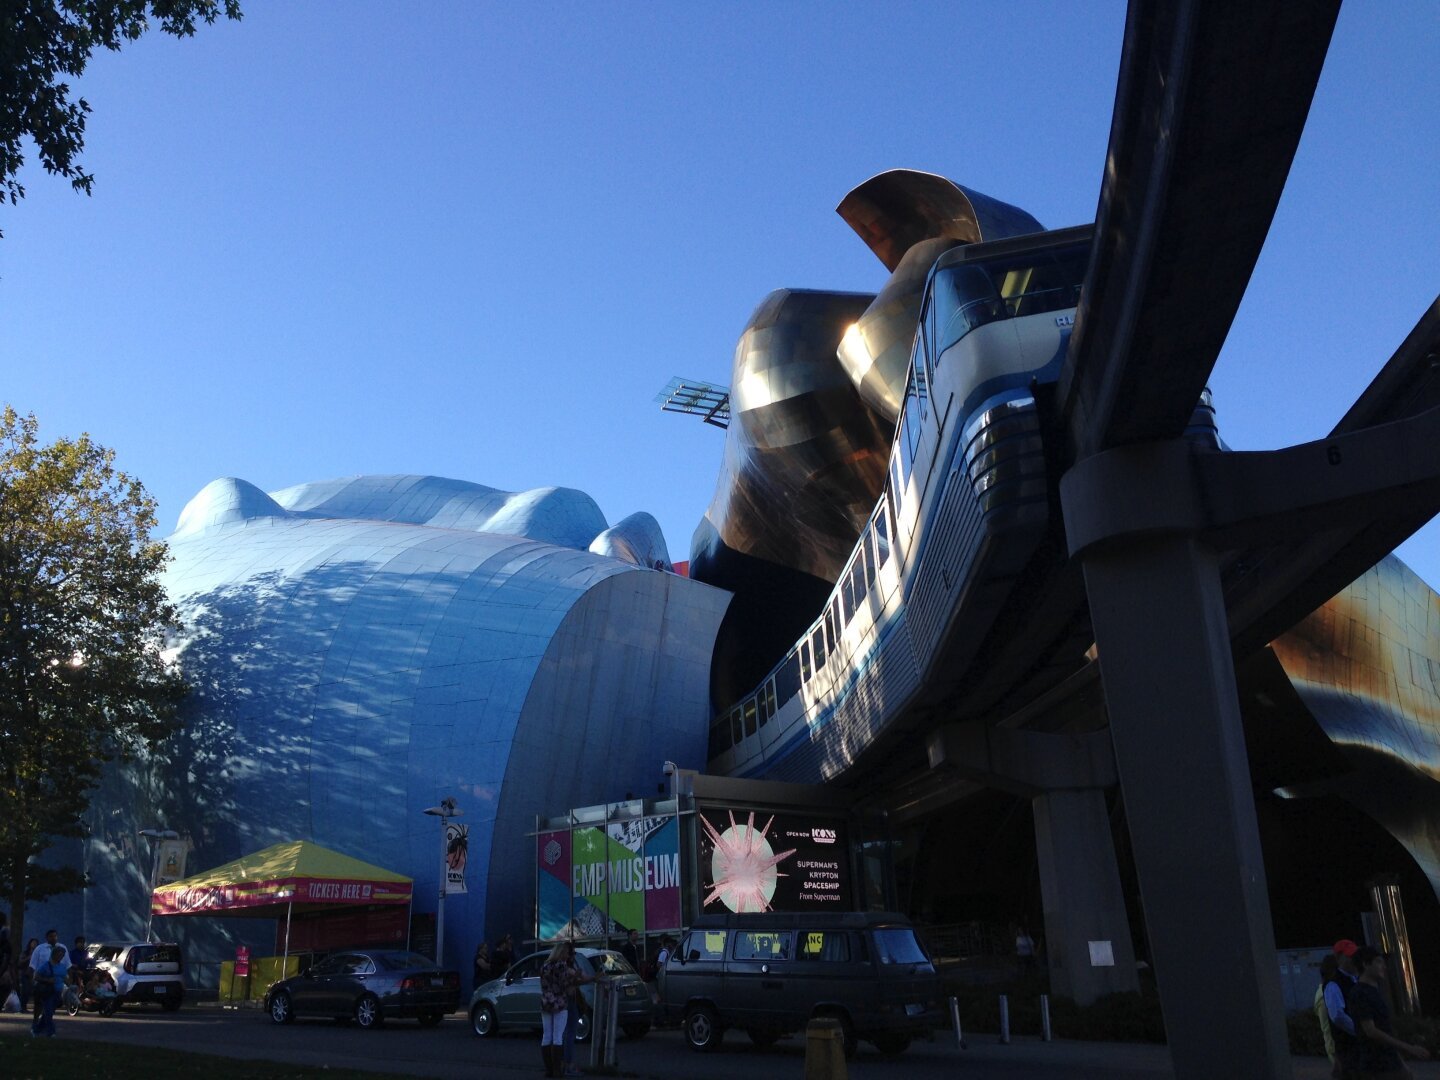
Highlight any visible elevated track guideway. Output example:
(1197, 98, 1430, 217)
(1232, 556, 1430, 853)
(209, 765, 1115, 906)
(705, 3, 1440, 1077)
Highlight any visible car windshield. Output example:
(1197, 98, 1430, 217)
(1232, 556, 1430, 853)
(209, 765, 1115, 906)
(375, 952, 436, 971)
(873, 928, 929, 965)
(586, 951, 635, 976)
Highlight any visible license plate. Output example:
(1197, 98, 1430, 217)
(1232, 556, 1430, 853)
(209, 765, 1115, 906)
(624, 986, 637, 997)
(905, 1003, 924, 1016)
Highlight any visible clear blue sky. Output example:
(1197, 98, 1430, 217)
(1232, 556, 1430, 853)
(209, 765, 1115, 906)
(3, 2, 1437, 589)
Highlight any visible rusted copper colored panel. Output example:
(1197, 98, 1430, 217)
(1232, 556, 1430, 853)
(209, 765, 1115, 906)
(836, 169, 1044, 273)
(837, 236, 959, 423)
(696, 288, 889, 585)
(1272, 556, 1440, 892)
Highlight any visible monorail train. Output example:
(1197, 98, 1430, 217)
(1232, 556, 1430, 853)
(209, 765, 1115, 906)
(707, 224, 1094, 783)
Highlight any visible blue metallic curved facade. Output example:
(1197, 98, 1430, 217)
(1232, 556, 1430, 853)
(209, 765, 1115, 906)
(55, 474, 728, 974)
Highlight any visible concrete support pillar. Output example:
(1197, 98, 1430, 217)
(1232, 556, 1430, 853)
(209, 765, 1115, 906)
(1083, 535, 1290, 1079)
(1033, 787, 1137, 1003)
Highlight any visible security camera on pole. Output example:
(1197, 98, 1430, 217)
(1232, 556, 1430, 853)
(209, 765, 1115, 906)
(423, 798, 463, 966)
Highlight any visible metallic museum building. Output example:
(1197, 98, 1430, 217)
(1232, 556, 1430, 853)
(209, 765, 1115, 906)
(38, 169, 1440, 1023)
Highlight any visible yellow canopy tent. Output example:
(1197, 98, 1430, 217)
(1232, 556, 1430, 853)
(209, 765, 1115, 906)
(151, 840, 413, 969)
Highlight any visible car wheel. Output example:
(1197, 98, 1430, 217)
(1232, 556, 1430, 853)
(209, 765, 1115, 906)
(99, 999, 119, 1018)
(355, 993, 384, 1029)
(574, 1010, 591, 1043)
(470, 1001, 497, 1037)
(269, 991, 295, 1025)
(872, 1033, 911, 1056)
(684, 1005, 723, 1052)
(417, 1010, 444, 1028)
(747, 1027, 779, 1048)
(622, 1022, 650, 1040)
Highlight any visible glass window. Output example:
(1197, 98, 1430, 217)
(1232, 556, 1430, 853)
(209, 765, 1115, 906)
(730, 708, 743, 746)
(588, 951, 635, 976)
(743, 698, 757, 737)
(376, 952, 433, 971)
(732, 931, 792, 961)
(777, 651, 801, 702)
(881, 490, 895, 558)
(509, 955, 543, 980)
(823, 608, 836, 654)
(764, 680, 777, 724)
(812, 627, 827, 670)
(873, 929, 929, 965)
(310, 954, 347, 976)
(683, 931, 726, 962)
(798, 932, 852, 962)
(840, 574, 855, 623)
(852, 549, 869, 606)
(800, 639, 812, 683)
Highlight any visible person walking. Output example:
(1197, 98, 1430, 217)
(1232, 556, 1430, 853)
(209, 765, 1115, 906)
(1327, 939, 1362, 1076)
(31, 945, 65, 1037)
(18, 937, 38, 1010)
(28, 930, 66, 1023)
(539, 941, 580, 1078)
(492, 933, 514, 975)
(1347, 945, 1429, 1078)
(472, 941, 492, 995)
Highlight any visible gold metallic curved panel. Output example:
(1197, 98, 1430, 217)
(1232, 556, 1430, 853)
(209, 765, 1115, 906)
(837, 236, 959, 423)
(836, 168, 1045, 272)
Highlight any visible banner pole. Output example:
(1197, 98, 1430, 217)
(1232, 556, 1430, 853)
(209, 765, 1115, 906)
(283, 900, 293, 973)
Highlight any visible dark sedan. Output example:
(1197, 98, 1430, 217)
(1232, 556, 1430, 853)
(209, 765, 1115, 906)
(266, 950, 460, 1029)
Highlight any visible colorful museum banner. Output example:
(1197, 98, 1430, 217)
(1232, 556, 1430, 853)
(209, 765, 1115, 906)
(536, 815, 681, 942)
(445, 822, 469, 895)
(698, 807, 848, 913)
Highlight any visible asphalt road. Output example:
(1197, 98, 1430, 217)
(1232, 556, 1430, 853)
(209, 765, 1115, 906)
(0, 1005, 1430, 1079)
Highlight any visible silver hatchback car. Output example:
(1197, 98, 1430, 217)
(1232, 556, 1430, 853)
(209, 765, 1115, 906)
(469, 947, 654, 1041)
(88, 942, 185, 1011)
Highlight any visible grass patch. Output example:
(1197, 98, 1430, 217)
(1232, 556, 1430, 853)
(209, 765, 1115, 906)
(0, 1035, 416, 1079)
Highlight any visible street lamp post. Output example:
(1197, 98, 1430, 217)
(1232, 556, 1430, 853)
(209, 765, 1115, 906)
(138, 828, 178, 942)
(423, 798, 462, 966)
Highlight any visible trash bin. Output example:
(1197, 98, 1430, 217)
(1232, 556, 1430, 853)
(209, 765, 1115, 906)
(805, 1017, 848, 1080)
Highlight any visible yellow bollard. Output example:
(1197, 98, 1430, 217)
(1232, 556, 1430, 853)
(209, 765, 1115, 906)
(804, 1017, 848, 1080)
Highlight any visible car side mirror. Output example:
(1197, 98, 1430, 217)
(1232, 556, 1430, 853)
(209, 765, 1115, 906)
(504, 973, 514, 985)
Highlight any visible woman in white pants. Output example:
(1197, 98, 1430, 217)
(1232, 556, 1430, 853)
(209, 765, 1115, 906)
(539, 941, 579, 1077)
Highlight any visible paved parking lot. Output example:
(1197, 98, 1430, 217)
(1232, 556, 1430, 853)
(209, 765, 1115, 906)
(0, 1005, 1424, 1079)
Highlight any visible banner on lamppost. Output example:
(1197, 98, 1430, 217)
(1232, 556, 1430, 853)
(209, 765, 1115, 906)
(155, 838, 189, 886)
(445, 822, 468, 895)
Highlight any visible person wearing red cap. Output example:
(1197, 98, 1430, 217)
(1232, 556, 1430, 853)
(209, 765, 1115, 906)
(1324, 940, 1361, 1077)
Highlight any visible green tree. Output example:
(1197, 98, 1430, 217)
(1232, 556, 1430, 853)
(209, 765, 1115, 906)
(1, 1, 243, 231)
(0, 407, 187, 951)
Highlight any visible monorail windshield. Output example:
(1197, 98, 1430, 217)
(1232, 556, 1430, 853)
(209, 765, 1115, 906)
(931, 236, 1090, 358)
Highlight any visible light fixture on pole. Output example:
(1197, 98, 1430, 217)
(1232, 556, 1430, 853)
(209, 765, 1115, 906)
(422, 798, 463, 966)
(138, 828, 178, 942)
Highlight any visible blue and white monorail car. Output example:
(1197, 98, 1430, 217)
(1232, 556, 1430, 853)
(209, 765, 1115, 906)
(708, 225, 1093, 784)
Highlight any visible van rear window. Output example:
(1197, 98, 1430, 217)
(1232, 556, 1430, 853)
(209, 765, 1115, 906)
(732, 931, 791, 961)
(873, 928, 928, 965)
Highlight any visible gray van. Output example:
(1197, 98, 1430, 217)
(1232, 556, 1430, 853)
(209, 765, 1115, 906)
(659, 911, 942, 1057)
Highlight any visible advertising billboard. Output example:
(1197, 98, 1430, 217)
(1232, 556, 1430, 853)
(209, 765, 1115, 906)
(536, 815, 681, 942)
(698, 808, 848, 913)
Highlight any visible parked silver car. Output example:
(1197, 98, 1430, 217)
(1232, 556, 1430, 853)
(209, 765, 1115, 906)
(265, 950, 460, 1029)
(469, 947, 653, 1041)
(88, 942, 185, 1011)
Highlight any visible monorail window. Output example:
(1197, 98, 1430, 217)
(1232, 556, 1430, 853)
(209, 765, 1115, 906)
(730, 707, 742, 746)
(878, 494, 893, 563)
(811, 627, 827, 670)
(764, 680, 777, 723)
(778, 651, 801, 701)
(828, 601, 840, 647)
(841, 574, 855, 623)
(931, 237, 1090, 359)
(800, 639, 812, 683)
(852, 548, 869, 606)
(743, 699, 757, 737)
(901, 331, 929, 470)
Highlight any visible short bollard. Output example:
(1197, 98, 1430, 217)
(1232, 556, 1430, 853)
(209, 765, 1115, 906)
(949, 995, 968, 1050)
(804, 1017, 848, 1080)
(998, 994, 1011, 1045)
(1040, 993, 1052, 1042)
